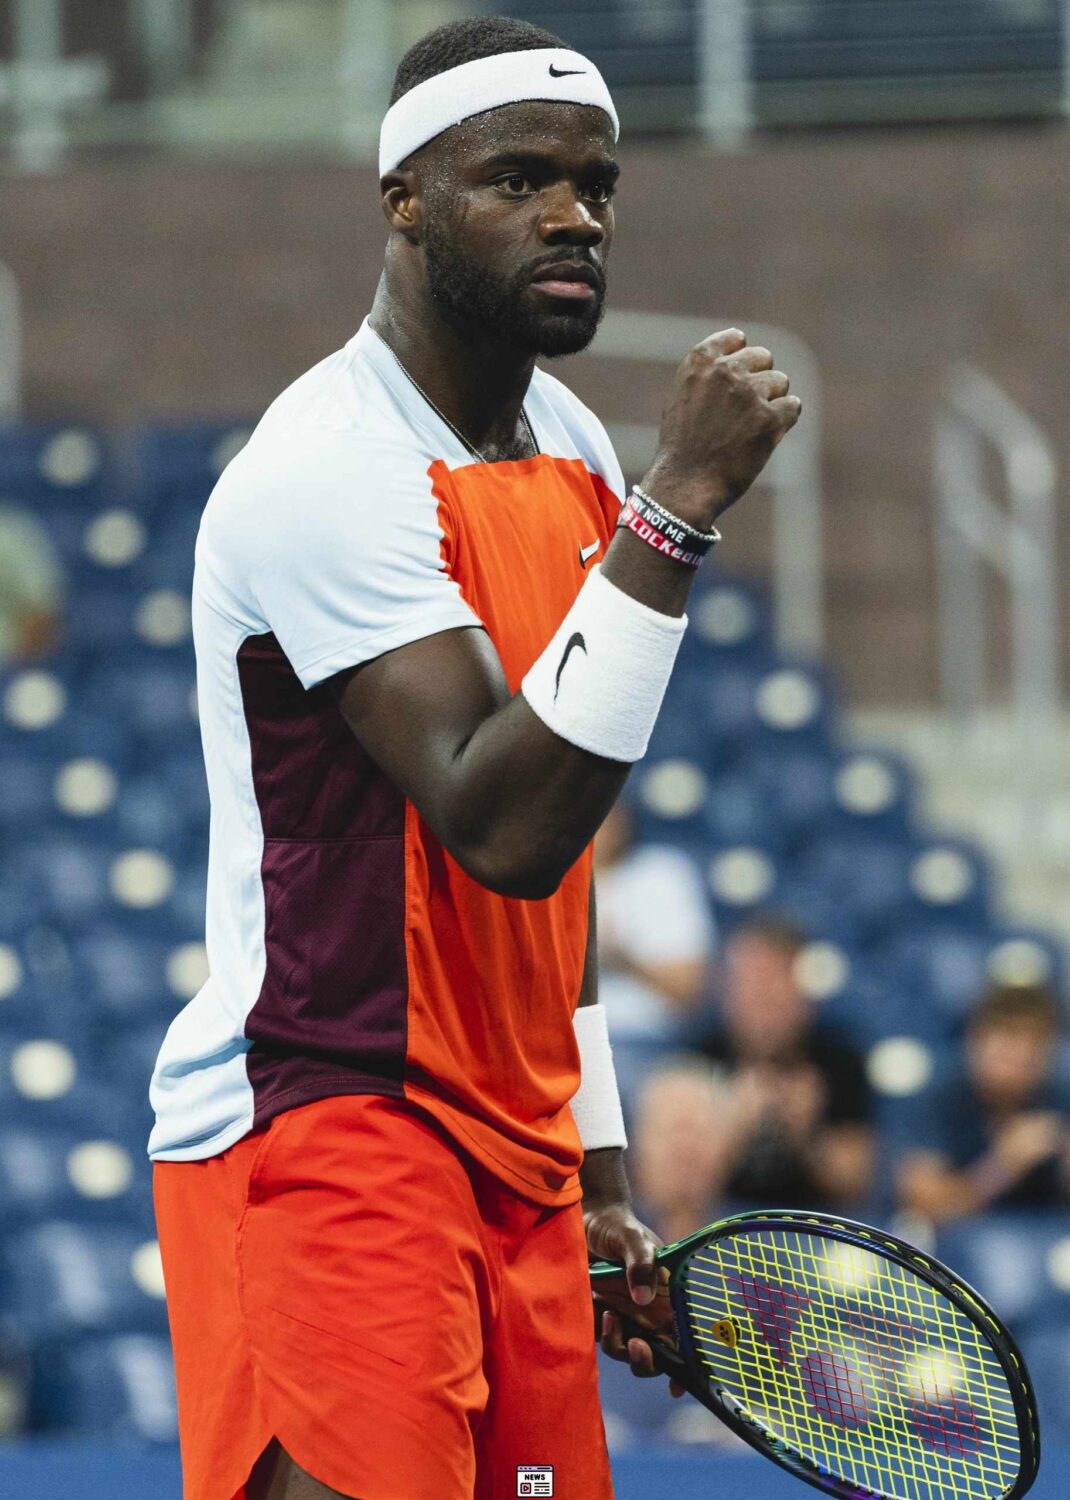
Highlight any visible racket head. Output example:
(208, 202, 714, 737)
(593, 1210, 1039, 1500)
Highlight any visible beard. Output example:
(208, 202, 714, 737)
(422, 218, 605, 358)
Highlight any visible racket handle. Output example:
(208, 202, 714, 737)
(593, 1300, 690, 1381)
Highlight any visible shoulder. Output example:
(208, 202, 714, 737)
(528, 367, 625, 501)
(201, 411, 439, 567)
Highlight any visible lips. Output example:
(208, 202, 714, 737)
(528, 264, 600, 301)
(530, 262, 602, 298)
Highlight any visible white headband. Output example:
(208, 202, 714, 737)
(379, 47, 619, 176)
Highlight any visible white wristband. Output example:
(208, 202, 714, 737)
(521, 565, 687, 763)
(571, 1003, 627, 1151)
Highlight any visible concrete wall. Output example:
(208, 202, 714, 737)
(2, 122, 1068, 703)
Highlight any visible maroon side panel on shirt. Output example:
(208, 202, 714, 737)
(237, 633, 408, 1126)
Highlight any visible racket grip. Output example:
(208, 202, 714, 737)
(593, 1300, 689, 1381)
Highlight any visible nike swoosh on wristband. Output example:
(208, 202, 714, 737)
(549, 64, 586, 77)
(554, 632, 587, 701)
(579, 540, 600, 567)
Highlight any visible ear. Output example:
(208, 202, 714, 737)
(380, 169, 422, 241)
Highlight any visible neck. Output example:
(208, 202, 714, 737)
(369, 262, 536, 459)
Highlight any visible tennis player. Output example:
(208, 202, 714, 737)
(150, 15, 799, 1499)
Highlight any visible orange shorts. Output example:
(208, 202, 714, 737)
(154, 1094, 613, 1500)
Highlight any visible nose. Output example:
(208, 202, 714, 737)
(537, 185, 605, 247)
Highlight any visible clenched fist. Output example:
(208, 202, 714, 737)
(641, 328, 801, 532)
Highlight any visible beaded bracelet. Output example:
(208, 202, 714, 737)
(632, 485, 721, 545)
(617, 487, 721, 569)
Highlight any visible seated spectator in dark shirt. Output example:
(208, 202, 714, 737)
(898, 982, 1070, 1223)
(696, 915, 874, 1211)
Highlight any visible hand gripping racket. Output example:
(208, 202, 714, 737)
(590, 1209, 1039, 1500)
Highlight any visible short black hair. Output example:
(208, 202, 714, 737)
(732, 913, 809, 960)
(390, 15, 568, 106)
(968, 982, 1064, 1037)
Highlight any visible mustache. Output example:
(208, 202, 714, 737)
(524, 253, 606, 294)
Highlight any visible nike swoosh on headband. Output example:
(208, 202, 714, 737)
(549, 64, 586, 77)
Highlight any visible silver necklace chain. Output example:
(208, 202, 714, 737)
(384, 343, 538, 464)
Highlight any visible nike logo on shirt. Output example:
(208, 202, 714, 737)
(579, 540, 600, 568)
(554, 632, 587, 700)
(549, 64, 586, 77)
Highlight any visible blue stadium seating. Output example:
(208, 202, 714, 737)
(0, 1125, 151, 1231)
(935, 1213, 1070, 1333)
(2, 1219, 168, 1342)
(32, 1331, 177, 1441)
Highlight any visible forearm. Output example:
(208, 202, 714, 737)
(899, 1154, 1008, 1222)
(610, 951, 706, 1011)
(439, 691, 629, 897)
(581, 1146, 633, 1212)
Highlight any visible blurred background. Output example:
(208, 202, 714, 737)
(1, 1, 1069, 1496)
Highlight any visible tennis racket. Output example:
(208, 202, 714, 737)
(590, 1209, 1039, 1500)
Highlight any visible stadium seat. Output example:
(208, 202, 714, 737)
(133, 422, 253, 519)
(935, 1213, 1070, 1334)
(79, 653, 198, 750)
(105, 1018, 171, 1104)
(678, 573, 773, 668)
(133, 508, 201, 591)
(750, 661, 836, 754)
(32, 1331, 177, 1441)
(826, 748, 916, 841)
(792, 832, 918, 948)
(878, 924, 1063, 1029)
(70, 928, 174, 1025)
(0, 755, 55, 838)
(0, 1031, 141, 1141)
(747, 742, 837, 853)
(0, 426, 108, 509)
(0, 1125, 151, 1231)
(2, 1220, 168, 1342)
(905, 838, 992, 931)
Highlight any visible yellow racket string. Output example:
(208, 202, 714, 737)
(681, 1226, 1021, 1500)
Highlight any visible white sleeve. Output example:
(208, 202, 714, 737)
(614, 847, 716, 964)
(242, 435, 480, 690)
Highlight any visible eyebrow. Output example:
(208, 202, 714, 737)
(480, 150, 620, 181)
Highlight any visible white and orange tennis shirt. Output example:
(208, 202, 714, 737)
(148, 319, 625, 1205)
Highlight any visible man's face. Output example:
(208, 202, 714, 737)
(967, 1021, 1055, 1109)
(723, 935, 809, 1057)
(413, 101, 616, 357)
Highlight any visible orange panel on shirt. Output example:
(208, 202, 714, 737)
(400, 455, 621, 1205)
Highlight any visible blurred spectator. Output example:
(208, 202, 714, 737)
(898, 983, 1070, 1223)
(694, 915, 874, 1211)
(630, 1058, 726, 1244)
(0, 505, 62, 663)
(594, 801, 714, 1041)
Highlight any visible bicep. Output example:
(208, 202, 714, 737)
(330, 622, 511, 831)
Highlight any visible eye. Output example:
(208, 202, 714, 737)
(497, 173, 532, 196)
(584, 179, 617, 205)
